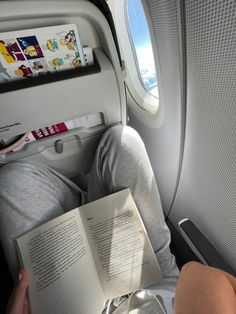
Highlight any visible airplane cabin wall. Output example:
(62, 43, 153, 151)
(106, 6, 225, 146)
(128, 0, 236, 272)
(127, 0, 185, 215)
(169, 0, 236, 272)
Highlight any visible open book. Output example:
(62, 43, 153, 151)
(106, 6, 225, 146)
(16, 189, 162, 314)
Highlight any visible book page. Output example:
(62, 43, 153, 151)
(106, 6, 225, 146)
(16, 208, 105, 314)
(79, 189, 162, 300)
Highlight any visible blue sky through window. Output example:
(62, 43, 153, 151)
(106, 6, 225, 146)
(126, 0, 158, 97)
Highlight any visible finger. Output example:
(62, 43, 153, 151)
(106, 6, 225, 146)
(8, 269, 29, 314)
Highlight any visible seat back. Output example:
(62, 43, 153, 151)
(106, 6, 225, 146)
(0, 0, 126, 177)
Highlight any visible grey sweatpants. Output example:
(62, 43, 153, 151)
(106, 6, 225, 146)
(0, 125, 178, 284)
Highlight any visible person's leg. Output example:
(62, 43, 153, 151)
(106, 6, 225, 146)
(0, 161, 82, 279)
(175, 261, 236, 314)
(87, 125, 178, 279)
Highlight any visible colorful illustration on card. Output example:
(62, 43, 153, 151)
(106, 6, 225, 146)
(0, 39, 25, 63)
(0, 61, 11, 82)
(31, 60, 44, 70)
(72, 52, 82, 68)
(57, 30, 78, 51)
(29, 59, 49, 74)
(42, 38, 59, 52)
(0, 24, 87, 83)
(17, 36, 44, 60)
(14, 64, 33, 78)
(70, 57, 81, 68)
(64, 53, 81, 68)
(48, 57, 64, 69)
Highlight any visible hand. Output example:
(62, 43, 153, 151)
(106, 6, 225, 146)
(7, 269, 29, 314)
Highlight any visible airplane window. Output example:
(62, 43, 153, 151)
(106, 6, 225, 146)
(109, 0, 159, 115)
(126, 0, 158, 98)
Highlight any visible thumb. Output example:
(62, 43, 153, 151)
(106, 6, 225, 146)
(8, 269, 29, 314)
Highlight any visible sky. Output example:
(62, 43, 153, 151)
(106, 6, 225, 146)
(126, 0, 158, 97)
(126, 0, 150, 49)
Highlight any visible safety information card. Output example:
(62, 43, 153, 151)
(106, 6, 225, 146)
(0, 24, 93, 83)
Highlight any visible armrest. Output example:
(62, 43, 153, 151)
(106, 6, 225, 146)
(178, 218, 235, 275)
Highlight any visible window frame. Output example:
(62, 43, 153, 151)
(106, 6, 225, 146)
(112, 0, 161, 115)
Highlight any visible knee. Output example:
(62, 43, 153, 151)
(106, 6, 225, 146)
(180, 261, 232, 290)
(0, 161, 43, 189)
(180, 261, 218, 281)
(181, 261, 203, 274)
(0, 162, 26, 192)
(177, 262, 236, 314)
(103, 125, 144, 151)
(0, 162, 18, 180)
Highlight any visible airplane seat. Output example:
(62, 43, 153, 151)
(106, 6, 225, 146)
(0, 0, 126, 180)
(0, 0, 125, 311)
